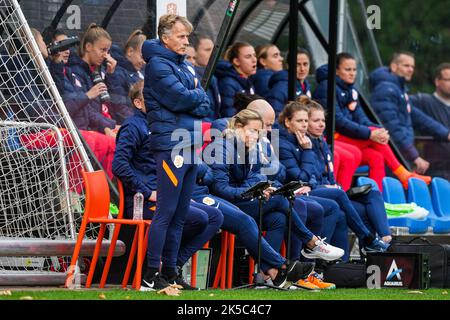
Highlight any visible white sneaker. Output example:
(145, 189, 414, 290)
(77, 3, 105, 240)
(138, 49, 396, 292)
(301, 237, 344, 261)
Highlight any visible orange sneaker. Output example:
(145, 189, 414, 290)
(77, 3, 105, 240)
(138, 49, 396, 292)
(394, 166, 431, 189)
(307, 272, 336, 290)
(411, 172, 431, 185)
(294, 279, 320, 290)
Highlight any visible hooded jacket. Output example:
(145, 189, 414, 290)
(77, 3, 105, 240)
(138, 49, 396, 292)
(369, 67, 449, 161)
(142, 39, 210, 151)
(215, 60, 255, 118)
(314, 64, 379, 140)
(266, 70, 312, 116)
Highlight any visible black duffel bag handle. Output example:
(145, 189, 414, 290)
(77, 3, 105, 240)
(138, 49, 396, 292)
(407, 237, 432, 245)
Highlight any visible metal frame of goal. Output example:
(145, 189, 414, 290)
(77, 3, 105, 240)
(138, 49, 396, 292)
(0, 0, 116, 286)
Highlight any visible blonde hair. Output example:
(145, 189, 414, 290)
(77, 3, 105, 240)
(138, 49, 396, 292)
(158, 14, 193, 40)
(255, 44, 277, 68)
(125, 29, 146, 53)
(79, 23, 112, 57)
(224, 109, 263, 138)
(129, 80, 144, 102)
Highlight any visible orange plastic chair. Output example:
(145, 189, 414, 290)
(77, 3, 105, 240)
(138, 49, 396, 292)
(212, 231, 235, 289)
(65, 171, 150, 290)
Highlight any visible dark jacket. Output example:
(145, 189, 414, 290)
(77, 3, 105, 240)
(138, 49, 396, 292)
(215, 60, 255, 118)
(309, 135, 337, 186)
(266, 70, 312, 116)
(68, 53, 133, 125)
(409, 93, 450, 137)
(112, 109, 157, 217)
(62, 63, 117, 132)
(209, 136, 267, 202)
(369, 67, 449, 160)
(142, 39, 210, 151)
(278, 126, 319, 188)
(195, 66, 221, 121)
(252, 68, 275, 97)
(314, 64, 379, 140)
(111, 43, 145, 107)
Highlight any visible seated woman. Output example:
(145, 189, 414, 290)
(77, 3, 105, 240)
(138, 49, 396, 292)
(112, 81, 223, 290)
(306, 99, 392, 244)
(207, 108, 344, 263)
(193, 162, 315, 288)
(215, 42, 257, 117)
(313, 52, 430, 189)
(266, 48, 312, 116)
(111, 29, 147, 108)
(51, 30, 117, 179)
(69, 24, 133, 125)
(252, 44, 284, 97)
(278, 98, 390, 254)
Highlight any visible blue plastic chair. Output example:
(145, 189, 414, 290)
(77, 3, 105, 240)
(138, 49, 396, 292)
(431, 177, 450, 218)
(382, 177, 406, 204)
(357, 176, 379, 191)
(382, 177, 429, 234)
(408, 178, 450, 234)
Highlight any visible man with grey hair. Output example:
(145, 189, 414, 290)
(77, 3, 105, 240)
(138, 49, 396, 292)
(141, 14, 211, 292)
(410, 63, 450, 179)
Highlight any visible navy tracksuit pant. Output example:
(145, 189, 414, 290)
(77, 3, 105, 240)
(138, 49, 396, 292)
(351, 190, 390, 238)
(235, 195, 314, 256)
(146, 148, 198, 270)
(192, 194, 286, 272)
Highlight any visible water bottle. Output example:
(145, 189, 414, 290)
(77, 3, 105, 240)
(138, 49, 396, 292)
(133, 192, 144, 220)
(92, 67, 111, 102)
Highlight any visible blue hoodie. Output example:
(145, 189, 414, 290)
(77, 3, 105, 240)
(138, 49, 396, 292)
(266, 70, 312, 116)
(370, 67, 449, 161)
(142, 39, 210, 151)
(215, 60, 255, 118)
(314, 64, 379, 140)
(112, 109, 157, 218)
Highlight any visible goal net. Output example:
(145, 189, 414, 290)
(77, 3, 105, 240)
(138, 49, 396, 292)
(0, 0, 95, 276)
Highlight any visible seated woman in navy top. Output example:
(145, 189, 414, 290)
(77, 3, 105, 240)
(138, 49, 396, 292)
(207, 108, 344, 262)
(278, 98, 390, 254)
(306, 99, 392, 245)
(215, 42, 256, 118)
(252, 44, 284, 97)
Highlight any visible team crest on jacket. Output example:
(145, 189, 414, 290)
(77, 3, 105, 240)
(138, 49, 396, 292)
(174, 155, 184, 168)
(187, 65, 196, 76)
(352, 88, 358, 100)
(202, 197, 215, 206)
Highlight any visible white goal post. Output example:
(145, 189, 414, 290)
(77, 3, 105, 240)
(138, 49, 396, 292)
(0, 0, 105, 281)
